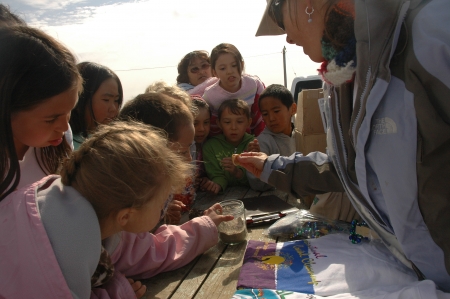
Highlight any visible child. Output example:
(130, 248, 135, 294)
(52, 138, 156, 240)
(203, 99, 255, 194)
(70, 62, 123, 150)
(120, 91, 196, 224)
(190, 95, 215, 192)
(201, 43, 265, 137)
(0, 26, 81, 200)
(0, 121, 233, 298)
(247, 84, 297, 191)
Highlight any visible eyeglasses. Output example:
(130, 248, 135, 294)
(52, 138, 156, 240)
(270, 0, 286, 31)
(189, 63, 211, 74)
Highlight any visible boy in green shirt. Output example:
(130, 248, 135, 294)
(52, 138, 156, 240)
(203, 99, 254, 194)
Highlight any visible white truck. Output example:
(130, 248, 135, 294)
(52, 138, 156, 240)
(290, 75, 322, 103)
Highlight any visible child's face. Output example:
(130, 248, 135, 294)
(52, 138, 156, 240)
(193, 107, 210, 144)
(218, 108, 251, 147)
(187, 57, 212, 86)
(87, 78, 120, 130)
(11, 87, 78, 159)
(213, 53, 242, 93)
(169, 123, 195, 162)
(260, 96, 296, 136)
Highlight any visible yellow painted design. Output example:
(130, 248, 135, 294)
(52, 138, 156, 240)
(262, 255, 285, 265)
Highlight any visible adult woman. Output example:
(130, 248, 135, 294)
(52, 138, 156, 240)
(239, 0, 450, 292)
(176, 50, 215, 94)
(69, 62, 123, 149)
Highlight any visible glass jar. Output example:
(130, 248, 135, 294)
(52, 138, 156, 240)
(217, 199, 248, 245)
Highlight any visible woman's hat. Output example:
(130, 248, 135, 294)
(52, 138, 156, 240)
(256, 0, 286, 36)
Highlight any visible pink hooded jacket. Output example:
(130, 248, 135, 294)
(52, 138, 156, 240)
(0, 176, 219, 299)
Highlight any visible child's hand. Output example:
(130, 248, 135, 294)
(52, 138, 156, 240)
(246, 139, 260, 152)
(204, 203, 234, 227)
(164, 200, 185, 224)
(198, 177, 212, 191)
(203, 180, 221, 194)
(235, 152, 268, 178)
(221, 157, 243, 179)
(127, 278, 146, 299)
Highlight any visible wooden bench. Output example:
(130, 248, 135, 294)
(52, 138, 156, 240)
(141, 186, 305, 299)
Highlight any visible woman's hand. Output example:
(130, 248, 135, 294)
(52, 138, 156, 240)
(204, 203, 234, 226)
(127, 278, 146, 299)
(246, 139, 260, 152)
(235, 152, 268, 178)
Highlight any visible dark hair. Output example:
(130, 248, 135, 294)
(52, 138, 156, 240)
(0, 26, 81, 200)
(176, 50, 210, 84)
(210, 43, 244, 75)
(190, 95, 210, 115)
(70, 62, 123, 139)
(217, 99, 250, 120)
(259, 84, 294, 110)
(119, 92, 194, 142)
(0, 4, 26, 27)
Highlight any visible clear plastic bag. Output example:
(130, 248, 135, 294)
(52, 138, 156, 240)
(265, 209, 353, 239)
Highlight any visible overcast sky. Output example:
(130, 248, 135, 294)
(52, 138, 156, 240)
(7, 0, 320, 102)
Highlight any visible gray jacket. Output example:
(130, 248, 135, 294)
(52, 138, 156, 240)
(260, 0, 450, 291)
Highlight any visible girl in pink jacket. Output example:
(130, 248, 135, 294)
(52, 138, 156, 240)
(0, 121, 233, 299)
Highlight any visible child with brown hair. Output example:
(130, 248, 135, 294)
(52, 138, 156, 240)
(1, 121, 232, 298)
(120, 90, 196, 223)
(200, 43, 266, 137)
(0, 26, 81, 200)
(203, 98, 255, 194)
(190, 94, 216, 192)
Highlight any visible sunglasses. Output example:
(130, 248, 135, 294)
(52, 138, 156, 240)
(189, 63, 210, 74)
(270, 0, 286, 31)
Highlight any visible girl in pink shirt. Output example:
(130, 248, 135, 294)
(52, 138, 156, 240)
(202, 43, 266, 137)
(1, 121, 233, 299)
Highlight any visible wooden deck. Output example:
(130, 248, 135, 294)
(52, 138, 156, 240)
(142, 187, 305, 299)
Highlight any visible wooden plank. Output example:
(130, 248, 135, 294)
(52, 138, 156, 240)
(193, 189, 231, 211)
(222, 186, 250, 201)
(141, 255, 201, 299)
(242, 188, 261, 199)
(169, 242, 227, 299)
(192, 225, 274, 299)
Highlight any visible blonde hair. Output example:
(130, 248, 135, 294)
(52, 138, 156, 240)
(60, 121, 192, 220)
(144, 81, 198, 117)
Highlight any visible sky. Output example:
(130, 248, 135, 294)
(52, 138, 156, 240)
(7, 0, 321, 103)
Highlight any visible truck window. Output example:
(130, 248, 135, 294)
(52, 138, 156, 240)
(293, 79, 323, 103)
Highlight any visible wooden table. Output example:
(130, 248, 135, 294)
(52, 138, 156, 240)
(142, 187, 306, 299)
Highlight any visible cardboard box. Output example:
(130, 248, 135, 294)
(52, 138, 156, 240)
(294, 129, 327, 154)
(295, 89, 325, 135)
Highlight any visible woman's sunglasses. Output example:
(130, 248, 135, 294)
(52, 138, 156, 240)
(189, 63, 210, 74)
(270, 0, 286, 31)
